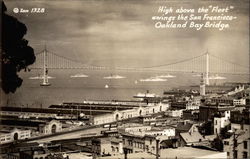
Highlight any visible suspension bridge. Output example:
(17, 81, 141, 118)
(29, 47, 249, 86)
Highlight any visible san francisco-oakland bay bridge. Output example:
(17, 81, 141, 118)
(29, 47, 249, 86)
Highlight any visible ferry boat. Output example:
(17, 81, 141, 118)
(133, 91, 158, 98)
(155, 74, 176, 78)
(139, 77, 167, 82)
(70, 74, 89, 78)
(103, 74, 126, 79)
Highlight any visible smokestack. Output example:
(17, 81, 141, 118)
(156, 139, 160, 159)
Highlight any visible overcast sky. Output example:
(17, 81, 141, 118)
(4, 0, 249, 69)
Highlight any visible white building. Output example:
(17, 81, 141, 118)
(0, 128, 31, 144)
(214, 111, 230, 135)
(124, 126, 152, 136)
(39, 120, 62, 134)
(100, 137, 123, 156)
(185, 96, 201, 110)
(145, 127, 175, 138)
(192, 96, 201, 106)
(141, 115, 156, 123)
(93, 103, 169, 125)
(165, 110, 183, 117)
(233, 98, 246, 106)
(186, 102, 199, 110)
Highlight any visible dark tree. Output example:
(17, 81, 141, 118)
(1, 1, 35, 93)
(211, 136, 224, 151)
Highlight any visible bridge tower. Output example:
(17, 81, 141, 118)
(40, 46, 51, 86)
(205, 51, 210, 85)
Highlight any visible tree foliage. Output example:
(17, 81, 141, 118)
(1, 1, 36, 93)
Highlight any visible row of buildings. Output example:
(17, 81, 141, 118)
(0, 82, 249, 159)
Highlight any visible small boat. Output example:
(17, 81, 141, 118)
(70, 74, 89, 78)
(209, 74, 226, 80)
(29, 75, 55, 79)
(140, 77, 167, 82)
(133, 90, 158, 98)
(103, 74, 126, 79)
(155, 74, 176, 78)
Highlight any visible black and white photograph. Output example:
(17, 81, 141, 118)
(0, 0, 249, 158)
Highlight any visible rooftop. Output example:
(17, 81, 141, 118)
(149, 126, 174, 132)
(0, 127, 29, 135)
(100, 147, 226, 159)
(176, 122, 193, 132)
(160, 147, 226, 158)
(180, 132, 206, 144)
(100, 151, 155, 159)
